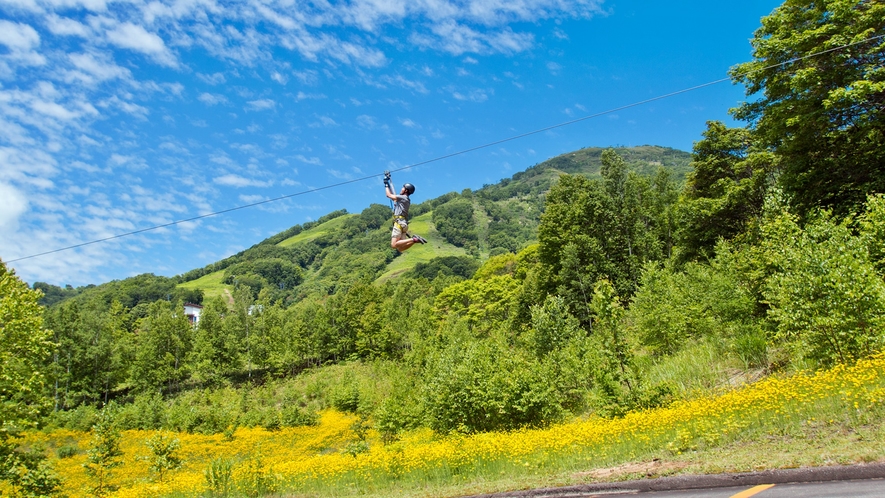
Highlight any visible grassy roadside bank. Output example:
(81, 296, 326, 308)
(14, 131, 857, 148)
(10, 353, 884, 498)
(446, 419, 885, 498)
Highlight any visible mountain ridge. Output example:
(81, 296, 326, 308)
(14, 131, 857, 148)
(36, 145, 691, 308)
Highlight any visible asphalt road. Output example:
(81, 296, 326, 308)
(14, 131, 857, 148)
(612, 479, 885, 497)
(472, 463, 885, 498)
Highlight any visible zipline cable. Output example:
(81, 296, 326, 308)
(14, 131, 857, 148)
(7, 33, 884, 264)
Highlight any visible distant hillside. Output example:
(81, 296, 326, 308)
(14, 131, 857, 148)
(40, 146, 690, 308)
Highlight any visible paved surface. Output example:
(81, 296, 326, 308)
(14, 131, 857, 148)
(609, 479, 885, 497)
(470, 463, 885, 497)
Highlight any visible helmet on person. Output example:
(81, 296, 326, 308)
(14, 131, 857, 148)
(403, 183, 415, 195)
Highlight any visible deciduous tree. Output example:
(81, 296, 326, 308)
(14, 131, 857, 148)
(730, 0, 885, 215)
(0, 260, 58, 495)
(675, 122, 772, 261)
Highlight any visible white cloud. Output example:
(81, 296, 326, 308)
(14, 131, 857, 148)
(0, 20, 46, 66)
(324, 145, 352, 161)
(326, 169, 354, 180)
(292, 70, 319, 85)
(239, 194, 265, 203)
(380, 74, 428, 93)
(400, 117, 418, 127)
(66, 52, 131, 84)
(197, 72, 226, 85)
(0, 20, 40, 50)
(356, 114, 377, 129)
(295, 154, 322, 165)
(213, 174, 271, 188)
(452, 88, 489, 102)
(487, 28, 534, 53)
(99, 95, 148, 116)
(106, 22, 178, 67)
(310, 115, 337, 127)
(45, 15, 91, 37)
(30, 98, 87, 121)
(246, 99, 275, 111)
(295, 91, 326, 101)
(459, 0, 604, 25)
(69, 160, 101, 173)
(198, 92, 228, 105)
(107, 153, 148, 170)
(0, 181, 28, 231)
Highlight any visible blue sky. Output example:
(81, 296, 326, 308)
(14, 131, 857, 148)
(1, 0, 782, 287)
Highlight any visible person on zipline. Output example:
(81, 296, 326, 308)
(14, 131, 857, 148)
(384, 172, 426, 252)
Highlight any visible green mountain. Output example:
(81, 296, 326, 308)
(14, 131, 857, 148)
(174, 145, 691, 304)
(36, 145, 689, 309)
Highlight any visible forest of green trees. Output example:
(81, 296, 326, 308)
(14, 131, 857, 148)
(1, 0, 883, 493)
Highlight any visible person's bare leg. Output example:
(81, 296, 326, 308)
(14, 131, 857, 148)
(391, 237, 416, 252)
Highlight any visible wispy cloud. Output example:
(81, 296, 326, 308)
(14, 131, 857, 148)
(214, 174, 272, 188)
(105, 22, 179, 68)
(239, 194, 266, 203)
(199, 93, 228, 105)
(452, 88, 490, 102)
(197, 72, 227, 85)
(295, 91, 326, 101)
(65, 52, 131, 84)
(46, 15, 91, 37)
(327, 169, 354, 180)
(0, 20, 45, 67)
(246, 99, 276, 111)
(295, 155, 323, 165)
(0, 181, 28, 230)
(310, 115, 338, 127)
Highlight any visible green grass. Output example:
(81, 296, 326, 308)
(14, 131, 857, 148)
(177, 214, 357, 300)
(644, 338, 744, 393)
(376, 212, 470, 283)
(177, 271, 231, 301)
(277, 214, 356, 247)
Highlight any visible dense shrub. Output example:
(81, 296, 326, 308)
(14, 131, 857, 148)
(116, 393, 166, 430)
(627, 260, 757, 356)
(761, 207, 885, 366)
(422, 340, 561, 433)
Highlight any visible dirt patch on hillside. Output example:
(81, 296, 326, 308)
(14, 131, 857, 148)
(575, 459, 688, 481)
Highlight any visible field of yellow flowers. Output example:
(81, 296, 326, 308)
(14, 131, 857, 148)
(17, 354, 885, 497)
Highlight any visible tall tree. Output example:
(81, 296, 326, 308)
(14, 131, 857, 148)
(189, 297, 241, 384)
(0, 261, 53, 432)
(0, 261, 58, 494)
(675, 121, 772, 261)
(730, 0, 885, 215)
(129, 301, 192, 394)
(537, 151, 675, 326)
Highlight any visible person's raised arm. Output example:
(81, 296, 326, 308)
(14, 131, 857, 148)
(384, 172, 398, 201)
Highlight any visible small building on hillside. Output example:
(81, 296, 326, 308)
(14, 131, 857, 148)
(184, 303, 203, 326)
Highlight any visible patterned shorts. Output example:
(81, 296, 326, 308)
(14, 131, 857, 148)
(391, 219, 408, 239)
